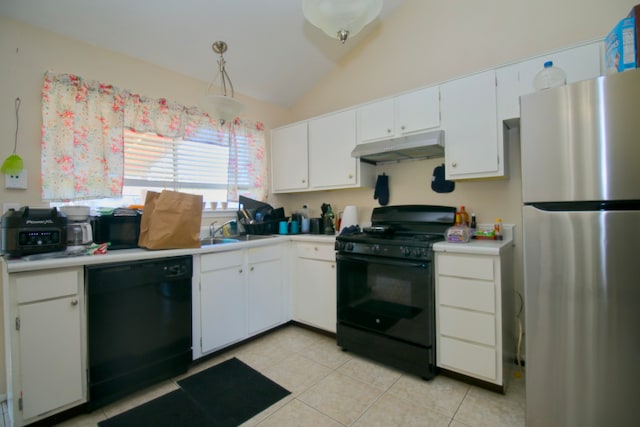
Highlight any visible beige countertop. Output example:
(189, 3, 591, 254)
(2, 234, 337, 273)
(433, 224, 515, 256)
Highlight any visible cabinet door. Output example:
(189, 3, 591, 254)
(357, 98, 395, 143)
(441, 69, 500, 179)
(248, 258, 283, 335)
(395, 86, 440, 135)
(308, 110, 358, 188)
(518, 42, 602, 97)
(19, 296, 84, 420)
(294, 257, 336, 332)
(271, 122, 309, 192)
(200, 260, 247, 353)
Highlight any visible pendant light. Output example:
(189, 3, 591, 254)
(302, 0, 383, 43)
(199, 41, 244, 126)
(1, 97, 24, 175)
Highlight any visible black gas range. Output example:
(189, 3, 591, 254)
(335, 205, 456, 261)
(335, 205, 456, 379)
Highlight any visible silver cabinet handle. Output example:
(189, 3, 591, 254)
(400, 125, 405, 131)
(451, 162, 458, 168)
(250, 266, 254, 271)
(239, 268, 243, 273)
(387, 129, 392, 133)
(71, 299, 78, 306)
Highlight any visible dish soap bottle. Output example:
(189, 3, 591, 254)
(533, 61, 566, 91)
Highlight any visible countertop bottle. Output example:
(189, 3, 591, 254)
(470, 213, 477, 235)
(494, 218, 503, 240)
(533, 61, 566, 91)
(459, 206, 470, 226)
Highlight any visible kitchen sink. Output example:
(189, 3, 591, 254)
(200, 234, 276, 246)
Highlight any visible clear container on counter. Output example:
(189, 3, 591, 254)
(533, 61, 567, 91)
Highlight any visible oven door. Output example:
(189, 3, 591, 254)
(336, 252, 434, 347)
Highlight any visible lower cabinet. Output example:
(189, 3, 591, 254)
(200, 250, 248, 353)
(435, 249, 514, 390)
(293, 241, 336, 333)
(2, 267, 86, 427)
(198, 244, 286, 355)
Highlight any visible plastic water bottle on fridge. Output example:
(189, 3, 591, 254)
(533, 61, 567, 91)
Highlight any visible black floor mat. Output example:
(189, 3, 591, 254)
(98, 358, 291, 427)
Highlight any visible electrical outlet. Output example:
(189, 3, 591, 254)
(5, 170, 27, 189)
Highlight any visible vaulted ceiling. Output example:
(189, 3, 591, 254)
(0, 0, 405, 107)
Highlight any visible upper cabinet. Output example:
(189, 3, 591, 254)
(441, 70, 503, 180)
(357, 86, 440, 144)
(271, 111, 375, 194)
(271, 122, 309, 192)
(271, 41, 603, 187)
(310, 110, 365, 189)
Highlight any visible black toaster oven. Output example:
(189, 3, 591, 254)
(91, 208, 142, 250)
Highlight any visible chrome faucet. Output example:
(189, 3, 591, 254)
(209, 219, 237, 237)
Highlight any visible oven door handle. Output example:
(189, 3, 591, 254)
(336, 253, 429, 269)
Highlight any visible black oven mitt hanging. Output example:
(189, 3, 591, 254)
(374, 173, 389, 205)
(431, 164, 455, 193)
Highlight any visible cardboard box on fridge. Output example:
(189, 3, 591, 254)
(606, 5, 640, 73)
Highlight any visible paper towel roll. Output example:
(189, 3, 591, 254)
(340, 205, 358, 232)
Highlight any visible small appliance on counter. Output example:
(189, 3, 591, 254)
(91, 207, 142, 250)
(61, 205, 93, 249)
(1, 206, 67, 257)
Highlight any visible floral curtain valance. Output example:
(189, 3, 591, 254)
(41, 71, 267, 202)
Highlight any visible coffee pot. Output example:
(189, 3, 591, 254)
(61, 206, 93, 247)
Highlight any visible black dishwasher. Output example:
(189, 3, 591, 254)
(86, 255, 192, 408)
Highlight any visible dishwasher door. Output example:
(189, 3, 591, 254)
(86, 255, 192, 408)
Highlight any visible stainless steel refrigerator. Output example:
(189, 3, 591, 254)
(521, 69, 640, 427)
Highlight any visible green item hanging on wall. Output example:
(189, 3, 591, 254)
(1, 98, 24, 175)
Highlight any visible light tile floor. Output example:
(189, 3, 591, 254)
(55, 325, 525, 427)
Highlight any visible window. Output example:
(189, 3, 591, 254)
(123, 129, 232, 207)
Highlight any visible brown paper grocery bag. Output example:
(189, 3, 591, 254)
(138, 190, 203, 249)
(137, 191, 160, 248)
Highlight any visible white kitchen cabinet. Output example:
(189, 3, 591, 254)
(271, 122, 309, 192)
(198, 244, 287, 355)
(293, 241, 336, 333)
(2, 267, 86, 426)
(247, 245, 285, 335)
(272, 113, 374, 193)
(441, 69, 504, 180)
(435, 248, 514, 390)
(308, 110, 374, 189)
(357, 86, 440, 144)
(199, 250, 247, 353)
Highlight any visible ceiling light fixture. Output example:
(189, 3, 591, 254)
(199, 41, 244, 126)
(302, 0, 383, 44)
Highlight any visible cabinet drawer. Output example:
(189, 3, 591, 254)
(296, 242, 335, 262)
(437, 254, 494, 280)
(439, 336, 497, 381)
(248, 244, 281, 264)
(438, 276, 495, 313)
(16, 269, 80, 304)
(201, 250, 245, 272)
(439, 306, 495, 346)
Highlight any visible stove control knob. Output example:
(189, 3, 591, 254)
(414, 248, 424, 257)
(401, 246, 412, 257)
(371, 244, 380, 254)
(346, 242, 354, 251)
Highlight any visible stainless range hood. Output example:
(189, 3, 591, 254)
(351, 129, 445, 164)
